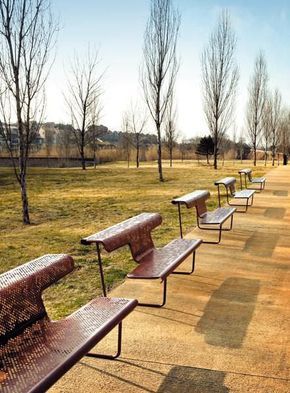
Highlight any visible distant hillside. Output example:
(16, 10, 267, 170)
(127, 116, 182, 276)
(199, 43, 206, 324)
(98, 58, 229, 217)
(46, 123, 158, 147)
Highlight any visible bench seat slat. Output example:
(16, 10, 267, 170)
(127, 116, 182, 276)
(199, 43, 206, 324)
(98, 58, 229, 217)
(251, 177, 266, 183)
(234, 190, 255, 198)
(199, 207, 236, 225)
(127, 238, 202, 280)
(1, 297, 137, 393)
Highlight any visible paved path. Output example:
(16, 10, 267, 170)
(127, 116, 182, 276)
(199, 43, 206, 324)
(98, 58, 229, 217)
(51, 166, 289, 393)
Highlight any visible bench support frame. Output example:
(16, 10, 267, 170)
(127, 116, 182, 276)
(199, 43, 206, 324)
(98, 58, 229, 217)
(176, 202, 234, 244)
(96, 243, 107, 297)
(240, 173, 265, 192)
(86, 322, 123, 360)
(197, 214, 234, 244)
(216, 184, 254, 213)
(137, 278, 167, 308)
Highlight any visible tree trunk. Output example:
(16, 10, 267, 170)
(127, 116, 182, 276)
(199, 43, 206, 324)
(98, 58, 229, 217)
(157, 123, 164, 181)
(93, 151, 97, 169)
(213, 144, 218, 169)
(20, 172, 30, 224)
(80, 148, 86, 170)
(169, 146, 173, 167)
(272, 149, 275, 166)
(253, 148, 257, 166)
(136, 142, 140, 168)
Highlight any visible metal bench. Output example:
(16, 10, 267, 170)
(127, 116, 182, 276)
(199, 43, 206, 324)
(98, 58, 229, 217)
(214, 177, 255, 212)
(238, 168, 266, 192)
(81, 212, 202, 308)
(0, 254, 137, 393)
(172, 190, 236, 244)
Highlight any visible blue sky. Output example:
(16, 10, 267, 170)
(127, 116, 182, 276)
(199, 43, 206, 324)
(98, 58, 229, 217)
(47, 0, 290, 139)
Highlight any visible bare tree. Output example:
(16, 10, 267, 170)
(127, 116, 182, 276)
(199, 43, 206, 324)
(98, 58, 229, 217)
(121, 112, 132, 168)
(56, 125, 74, 161)
(281, 110, 290, 165)
(88, 94, 103, 168)
(202, 9, 238, 170)
(262, 94, 271, 166)
(141, 0, 180, 181)
(0, 0, 56, 224)
(164, 92, 178, 167)
(246, 52, 268, 166)
(268, 89, 282, 166)
(129, 102, 147, 168)
(65, 49, 103, 170)
(44, 126, 55, 166)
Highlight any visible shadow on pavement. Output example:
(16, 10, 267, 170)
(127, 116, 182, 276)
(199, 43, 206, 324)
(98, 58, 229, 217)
(244, 231, 279, 257)
(195, 277, 260, 348)
(157, 366, 229, 393)
(264, 207, 286, 219)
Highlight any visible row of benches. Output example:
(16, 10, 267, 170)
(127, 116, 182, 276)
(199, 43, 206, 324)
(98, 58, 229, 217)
(0, 168, 266, 392)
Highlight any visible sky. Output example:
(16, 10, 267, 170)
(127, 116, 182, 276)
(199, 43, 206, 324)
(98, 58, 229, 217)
(46, 0, 290, 140)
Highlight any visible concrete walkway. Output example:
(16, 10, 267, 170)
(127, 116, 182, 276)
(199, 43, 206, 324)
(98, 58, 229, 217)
(51, 166, 290, 393)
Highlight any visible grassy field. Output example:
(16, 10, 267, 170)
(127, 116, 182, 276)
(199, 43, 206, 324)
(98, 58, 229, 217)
(0, 160, 268, 318)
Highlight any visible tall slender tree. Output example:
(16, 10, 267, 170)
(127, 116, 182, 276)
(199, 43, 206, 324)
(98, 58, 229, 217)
(141, 0, 180, 181)
(246, 52, 268, 166)
(164, 92, 178, 167)
(202, 9, 239, 170)
(64, 49, 103, 170)
(262, 94, 271, 166)
(129, 102, 147, 168)
(268, 89, 282, 166)
(0, 0, 57, 224)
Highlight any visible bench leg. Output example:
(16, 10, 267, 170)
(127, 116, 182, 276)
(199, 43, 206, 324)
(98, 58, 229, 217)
(177, 203, 183, 238)
(137, 278, 167, 308)
(199, 214, 234, 244)
(172, 251, 196, 275)
(96, 243, 107, 297)
(86, 322, 122, 360)
(229, 197, 251, 213)
(201, 224, 223, 244)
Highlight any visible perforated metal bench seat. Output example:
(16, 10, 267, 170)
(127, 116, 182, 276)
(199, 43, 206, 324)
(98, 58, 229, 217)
(127, 238, 202, 279)
(251, 177, 266, 184)
(0, 254, 137, 393)
(172, 190, 236, 244)
(82, 213, 202, 307)
(238, 169, 266, 191)
(234, 189, 255, 198)
(199, 207, 236, 225)
(214, 177, 255, 212)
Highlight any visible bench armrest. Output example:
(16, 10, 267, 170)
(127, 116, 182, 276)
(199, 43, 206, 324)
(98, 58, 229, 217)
(172, 190, 210, 208)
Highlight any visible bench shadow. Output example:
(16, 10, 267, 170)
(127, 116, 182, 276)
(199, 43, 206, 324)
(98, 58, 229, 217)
(264, 207, 286, 219)
(244, 231, 279, 257)
(157, 366, 229, 393)
(273, 190, 288, 197)
(195, 277, 260, 348)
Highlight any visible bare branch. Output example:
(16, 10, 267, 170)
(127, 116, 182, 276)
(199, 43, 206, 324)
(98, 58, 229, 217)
(202, 9, 239, 169)
(141, 0, 180, 181)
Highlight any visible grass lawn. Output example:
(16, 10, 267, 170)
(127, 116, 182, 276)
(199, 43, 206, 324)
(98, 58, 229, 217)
(0, 159, 268, 318)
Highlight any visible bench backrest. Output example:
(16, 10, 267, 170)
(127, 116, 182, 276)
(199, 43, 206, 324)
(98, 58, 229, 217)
(215, 177, 236, 195)
(239, 168, 252, 181)
(81, 213, 162, 262)
(0, 254, 74, 347)
(172, 190, 210, 216)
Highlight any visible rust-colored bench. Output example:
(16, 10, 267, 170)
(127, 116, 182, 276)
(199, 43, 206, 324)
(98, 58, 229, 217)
(238, 168, 266, 191)
(0, 254, 137, 393)
(172, 190, 236, 244)
(81, 212, 202, 308)
(214, 177, 255, 212)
